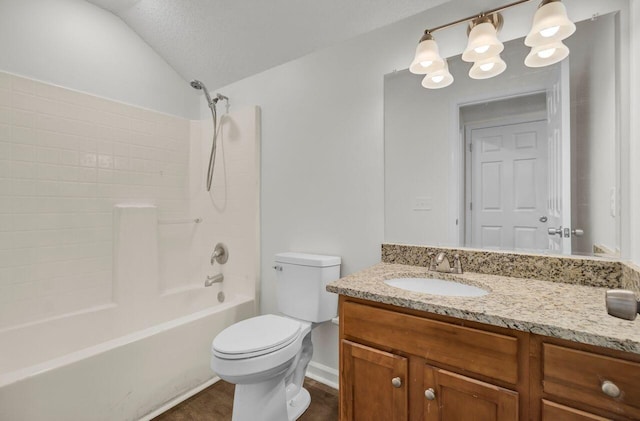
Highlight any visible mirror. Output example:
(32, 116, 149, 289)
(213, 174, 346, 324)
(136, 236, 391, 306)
(385, 10, 627, 257)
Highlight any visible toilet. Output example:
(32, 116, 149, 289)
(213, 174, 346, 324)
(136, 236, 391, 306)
(211, 252, 341, 421)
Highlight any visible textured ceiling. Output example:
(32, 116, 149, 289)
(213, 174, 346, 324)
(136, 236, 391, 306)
(86, 0, 451, 90)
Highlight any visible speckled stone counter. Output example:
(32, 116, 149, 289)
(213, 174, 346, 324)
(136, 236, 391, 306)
(381, 243, 624, 288)
(622, 262, 640, 295)
(327, 262, 640, 354)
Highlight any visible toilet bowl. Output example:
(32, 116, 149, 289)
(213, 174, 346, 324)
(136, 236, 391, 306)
(211, 314, 313, 420)
(210, 252, 341, 421)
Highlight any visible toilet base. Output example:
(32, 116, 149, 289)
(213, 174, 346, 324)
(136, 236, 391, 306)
(287, 387, 311, 420)
(231, 378, 311, 421)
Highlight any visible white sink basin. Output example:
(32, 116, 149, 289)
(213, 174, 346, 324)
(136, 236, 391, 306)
(384, 277, 489, 297)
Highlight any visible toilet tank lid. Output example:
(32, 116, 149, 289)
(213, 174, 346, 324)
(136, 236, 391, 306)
(275, 252, 341, 267)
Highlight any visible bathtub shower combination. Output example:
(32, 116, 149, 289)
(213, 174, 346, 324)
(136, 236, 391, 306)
(0, 72, 261, 421)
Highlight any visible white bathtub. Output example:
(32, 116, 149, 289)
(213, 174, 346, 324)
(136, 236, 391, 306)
(0, 293, 255, 421)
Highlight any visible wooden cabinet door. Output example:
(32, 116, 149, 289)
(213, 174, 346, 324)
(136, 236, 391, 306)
(541, 400, 612, 421)
(341, 340, 408, 421)
(422, 365, 518, 421)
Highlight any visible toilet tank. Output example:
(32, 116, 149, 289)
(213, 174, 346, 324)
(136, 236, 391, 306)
(274, 252, 341, 323)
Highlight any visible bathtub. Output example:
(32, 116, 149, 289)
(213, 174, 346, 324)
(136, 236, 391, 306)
(0, 293, 255, 421)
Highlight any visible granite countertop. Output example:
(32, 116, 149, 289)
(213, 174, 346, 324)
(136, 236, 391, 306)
(326, 263, 640, 354)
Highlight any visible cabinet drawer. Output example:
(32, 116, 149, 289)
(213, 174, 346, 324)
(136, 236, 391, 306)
(342, 301, 519, 385)
(541, 400, 611, 421)
(543, 344, 640, 418)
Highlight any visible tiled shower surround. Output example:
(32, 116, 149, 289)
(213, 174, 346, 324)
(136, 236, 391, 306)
(0, 71, 191, 328)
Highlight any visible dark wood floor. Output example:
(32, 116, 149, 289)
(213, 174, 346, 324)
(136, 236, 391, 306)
(153, 378, 338, 421)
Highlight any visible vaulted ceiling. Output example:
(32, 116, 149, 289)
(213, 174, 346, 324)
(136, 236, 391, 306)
(86, 0, 451, 90)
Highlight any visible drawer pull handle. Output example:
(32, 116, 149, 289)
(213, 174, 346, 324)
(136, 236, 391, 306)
(601, 380, 621, 398)
(425, 388, 436, 400)
(391, 377, 402, 388)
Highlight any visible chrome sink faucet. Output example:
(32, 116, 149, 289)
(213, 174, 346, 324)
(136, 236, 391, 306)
(429, 252, 463, 274)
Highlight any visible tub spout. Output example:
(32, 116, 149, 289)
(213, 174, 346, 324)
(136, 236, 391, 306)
(205, 273, 224, 287)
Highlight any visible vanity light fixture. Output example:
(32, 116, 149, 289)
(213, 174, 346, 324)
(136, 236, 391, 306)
(409, 32, 445, 74)
(410, 0, 576, 89)
(421, 59, 454, 89)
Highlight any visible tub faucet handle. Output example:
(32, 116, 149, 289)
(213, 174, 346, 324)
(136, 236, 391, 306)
(211, 243, 228, 265)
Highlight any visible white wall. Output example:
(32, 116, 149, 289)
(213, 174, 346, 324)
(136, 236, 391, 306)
(0, 0, 199, 119)
(631, 0, 640, 265)
(214, 0, 638, 380)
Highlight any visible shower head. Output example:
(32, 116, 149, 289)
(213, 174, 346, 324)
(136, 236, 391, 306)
(190, 79, 215, 107)
(190, 79, 229, 111)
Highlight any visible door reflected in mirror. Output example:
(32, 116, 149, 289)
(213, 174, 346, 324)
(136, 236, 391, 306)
(384, 13, 624, 257)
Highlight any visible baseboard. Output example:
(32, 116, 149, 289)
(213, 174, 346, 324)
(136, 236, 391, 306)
(306, 361, 339, 390)
(139, 376, 221, 421)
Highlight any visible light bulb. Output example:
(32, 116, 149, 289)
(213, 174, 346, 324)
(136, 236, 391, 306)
(431, 75, 445, 83)
(540, 26, 560, 38)
(420, 60, 433, 68)
(474, 45, 490, 54)
(537, 47, 556, 59)
(480, 62, 495, 72)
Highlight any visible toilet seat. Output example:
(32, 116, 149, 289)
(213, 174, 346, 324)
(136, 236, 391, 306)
(212, 314, 302, 360)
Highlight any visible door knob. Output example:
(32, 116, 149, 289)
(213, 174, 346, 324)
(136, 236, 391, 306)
(571, 228, 584, 237)
(548, 227, 563, 236)
(391, 377, 402, 388)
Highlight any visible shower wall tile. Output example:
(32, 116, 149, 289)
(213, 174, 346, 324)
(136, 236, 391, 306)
(0, 71, 192, 329)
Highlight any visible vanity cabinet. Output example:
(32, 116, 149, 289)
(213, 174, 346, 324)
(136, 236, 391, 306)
(339, 297, 527, 420)
(419, 364, 519, 420)
(531, 336, 640, 420)
(341, 341, 408, 420)
(338, 296, 640, 421)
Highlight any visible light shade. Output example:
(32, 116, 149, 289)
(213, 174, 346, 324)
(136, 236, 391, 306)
(409, 34, 445, 74)
(421, 60, 454, 89)
(525, 0, 576, 47)
(525, 41, 569, 67)
(462, 21, 504, 63)
(469, 55, 507, 80)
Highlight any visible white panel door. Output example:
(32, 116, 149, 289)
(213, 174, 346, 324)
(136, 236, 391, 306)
(469, 120, 548, 251)
(546, 60, 572, 254)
